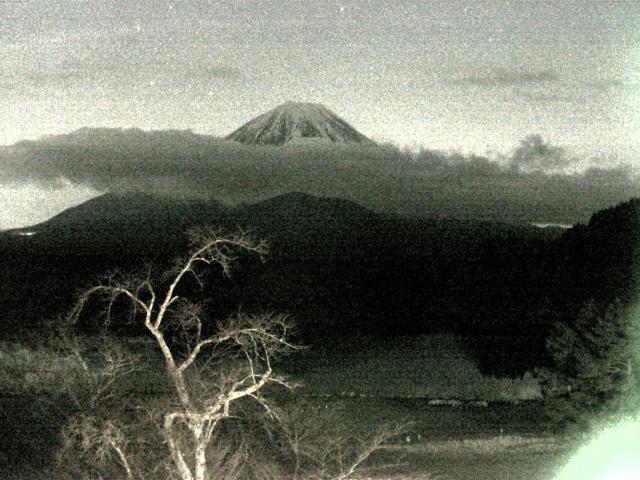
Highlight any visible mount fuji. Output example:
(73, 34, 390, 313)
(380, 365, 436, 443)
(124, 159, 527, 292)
(226, 102, 374, 146)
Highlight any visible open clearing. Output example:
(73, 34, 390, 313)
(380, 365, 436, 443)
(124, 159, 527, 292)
(368, 435, 571, 480)
(296, 397, 573, 479)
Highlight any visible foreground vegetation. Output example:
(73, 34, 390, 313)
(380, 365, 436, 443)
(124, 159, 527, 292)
(2, 230, 411, 479)
(4, 323, 636, 477)
(1, 331, 579, 479)
(5, 323, 638, 479)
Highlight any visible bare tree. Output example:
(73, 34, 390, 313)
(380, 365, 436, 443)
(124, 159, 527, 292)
(65, 228, 410, 480)
(68, 228, 298, 480)
(61, 415, 136, 480)
(279, 400, 408, 480)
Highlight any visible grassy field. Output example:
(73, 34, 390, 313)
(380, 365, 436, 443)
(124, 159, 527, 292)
(294, 396, 572, 479)
(283, 396, 572, 479)
(283, 334, 542, 401)
(368, 435, 570, 480)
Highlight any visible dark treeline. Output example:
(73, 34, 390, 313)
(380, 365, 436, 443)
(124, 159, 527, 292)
(1, 193, 638, 376)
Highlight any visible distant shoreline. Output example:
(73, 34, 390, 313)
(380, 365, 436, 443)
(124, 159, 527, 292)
(531, 222, 573, 229)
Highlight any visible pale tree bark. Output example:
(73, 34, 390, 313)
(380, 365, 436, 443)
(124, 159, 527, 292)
(280, 403, 409, 480)
(69, 229, 298, 480)
(110, 441, 134, 480)
(68, 228, 402, 480)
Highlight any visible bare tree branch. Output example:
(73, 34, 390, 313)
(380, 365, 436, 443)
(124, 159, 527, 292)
(66, 229, 302, 480)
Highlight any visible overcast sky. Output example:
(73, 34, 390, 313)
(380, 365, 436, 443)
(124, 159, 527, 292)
(2, 0, 639, 157)
(1, 1, 639, 229)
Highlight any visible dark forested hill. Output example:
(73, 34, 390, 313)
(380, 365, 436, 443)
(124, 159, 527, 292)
(546, 198, 640, 310)
(2, 192, 637, 374)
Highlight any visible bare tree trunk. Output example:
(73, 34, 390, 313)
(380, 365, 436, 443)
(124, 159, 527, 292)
(194, 432, 208, 480)
(66, 232, 296, 480)
(165, 415, 195, 480)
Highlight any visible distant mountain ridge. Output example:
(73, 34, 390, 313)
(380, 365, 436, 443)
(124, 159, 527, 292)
(7, 190, 546, 254)
(226, 102, 374, 145)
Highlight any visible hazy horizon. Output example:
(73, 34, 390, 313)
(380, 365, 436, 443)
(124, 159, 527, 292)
(2, 128, 638, 230)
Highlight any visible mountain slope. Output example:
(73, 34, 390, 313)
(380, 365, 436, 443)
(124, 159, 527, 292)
(6, 192, 229, 254)
(226, 102, 374, 145)
(0, 191, 556, 339)
(36, 192, 226, 231)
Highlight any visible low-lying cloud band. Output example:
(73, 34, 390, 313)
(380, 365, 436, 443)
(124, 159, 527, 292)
(1, 129, 637, 225)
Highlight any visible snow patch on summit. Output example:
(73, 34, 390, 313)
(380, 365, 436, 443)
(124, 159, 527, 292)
(226, 102, 374, 146)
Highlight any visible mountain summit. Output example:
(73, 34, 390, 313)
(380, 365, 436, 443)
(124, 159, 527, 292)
(226, 102, 374, 146)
